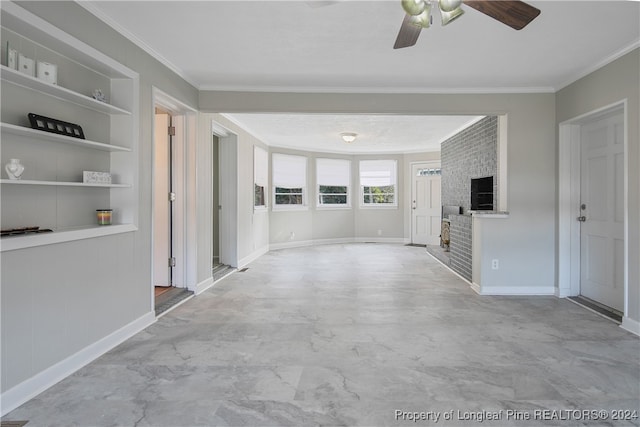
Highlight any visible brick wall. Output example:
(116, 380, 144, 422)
(441, 116, 498, 212)
(441, 116, 498, 281)
(449, 214, 472, 281)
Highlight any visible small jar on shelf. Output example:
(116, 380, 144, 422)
(96, 209, 112, 225)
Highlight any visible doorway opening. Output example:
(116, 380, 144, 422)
(152, 89, 198, 315)
(211, 133, 234, 281)
(212, 134, 221, 270)
(210, 120, 238, 283)
(559, 101, 627, 325)
(153, 108, 192, 315)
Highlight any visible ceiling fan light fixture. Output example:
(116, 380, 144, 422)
(401, 0, 426, 16)
(440, 6, 464, 26)
(340, 132, 358, 143)
(410, 3, 432, 28)
(438, 0, 462, 13)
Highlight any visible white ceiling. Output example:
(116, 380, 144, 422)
(222, 113, 483, 153)
(84, 0, 639, 153)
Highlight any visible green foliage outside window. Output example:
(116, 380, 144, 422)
(275, 187, 303, 205)
(254, 184, 265, 207)
(362, 185, 395, 204)
(318, 185, 347, 205)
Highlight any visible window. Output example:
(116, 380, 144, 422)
(316, 158, 351, 207)
(416, 167, 441, 176)
(359, 159, 397, 206)
(272, 153, 307, 208)
(254, 146, 268, 208)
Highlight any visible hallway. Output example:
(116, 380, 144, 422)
(3, 244, 639, 426)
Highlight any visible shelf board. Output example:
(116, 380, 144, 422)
(1, 179, 131, 188)
(1, 123, 131, 152)
(1, 65, 131, 115)
(0, 223, 138, 252)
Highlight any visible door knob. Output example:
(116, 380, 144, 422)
(577, 216, 586, 222)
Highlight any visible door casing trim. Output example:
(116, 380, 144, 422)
(152, 87, 198, 298)
(557, 99, 628, 317)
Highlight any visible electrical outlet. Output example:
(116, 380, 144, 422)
(492, 259, 499, 270)
(377, 229, 382, 236)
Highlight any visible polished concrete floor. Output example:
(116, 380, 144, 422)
(3, 244, 640, 426)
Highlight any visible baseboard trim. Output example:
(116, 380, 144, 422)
(270, 237, 408, 251)
(0, 311, 156, 416)
(270, 238, 352, 251)
(353, 237, 407, 244)
(194, 277, 214, 295)
(476, 286, 557, 296)
(238, 245, 269, 268)
(621, 316, 640, 336)
(270, 239, 315, 251)
(470, 282, 481, 294)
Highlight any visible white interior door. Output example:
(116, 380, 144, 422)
(411, 163, 441, 245)
(580, 109, 624, 311)
(153, 111, 172, 287)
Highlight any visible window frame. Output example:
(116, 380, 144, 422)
(253, 146, 268, 211)
(272, 153, 308, 211)
(359, 159, 398, 208)
(316, 158, 351, 209)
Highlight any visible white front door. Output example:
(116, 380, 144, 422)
(579, 109, 624, 311)
(411, 163, 441, 245)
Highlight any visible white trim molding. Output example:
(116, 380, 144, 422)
(239, 245, 270, 269)
(475, 286, 557, 296)
(269, 237, 408, 251)
(621, 317, 640, 337)
(195, 277, 215, 296)
(558, 100, 629, 317)
(78, 2, 199, 89)
(270, 237, 352, 251)
(0, 311, 156, 416)
(354, 237, 408, 244)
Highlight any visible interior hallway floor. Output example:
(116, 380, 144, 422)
(3, 244, 639, 426)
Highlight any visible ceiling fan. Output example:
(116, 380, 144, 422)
(394, 0, 541, 49)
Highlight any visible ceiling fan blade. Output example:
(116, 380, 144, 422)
(394, 14, 422, 49)
(463, 0, 540, 30)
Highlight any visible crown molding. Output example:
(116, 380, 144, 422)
(200, 84, 556, 94)
(77, 1, 200, 89)
(555, 40, 640, 91)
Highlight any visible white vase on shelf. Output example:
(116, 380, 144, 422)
(5, 158, 25, 180)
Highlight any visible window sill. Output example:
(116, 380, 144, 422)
(316, 205, 352, 211)
(359, 205, 398, 210)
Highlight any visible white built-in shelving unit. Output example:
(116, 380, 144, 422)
(0, 1, 139, 251)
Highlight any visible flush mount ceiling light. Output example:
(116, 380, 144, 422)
(394, 0, 541, 49)
(340, 132, 358, 143)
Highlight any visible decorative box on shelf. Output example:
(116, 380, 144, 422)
(83, 171, 112, 185)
